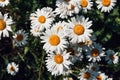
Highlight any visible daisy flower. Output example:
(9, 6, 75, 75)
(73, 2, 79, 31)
(40, 27, 68, 53)
(7, 62, 19, 76)
(77, 0, 93, 12)
(105, 49, 119, 64)
(0, 12, 13, 39)
(0, 0, 9, 7)
(67, 15, 93, 44)
(96, 0, 116, 12)
(13, 29, 28, 46)
(30, 7, 54, 31)
(94, 72, 108, 80)
(30, 26, 41, 37)
(45, 50, 72, 76)
(78, 69, 95, 80)
(86, 42, 105, 62)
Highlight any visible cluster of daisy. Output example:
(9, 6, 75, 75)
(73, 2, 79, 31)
(29, 0, 119, 79)
(0, 0, 119, 79)
(54, 0, 117, 19)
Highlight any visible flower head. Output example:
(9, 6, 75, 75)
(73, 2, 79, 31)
(77, 0, 93, 12)
(86, 42, 105, 62)
(67, 16, 93, 44)
(96, 0, 116, 12)
(45, 50, 72, 76)
(13, 29, 28, 46)
(105, 49, 119, 64)
(0, 12, 13, 39)
(30, 7, 55, 31)
(7, 62, 19, 76)
(40, 27, 68, 53)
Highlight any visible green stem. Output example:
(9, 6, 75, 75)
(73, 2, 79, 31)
(18, 52, 24, 61)
(38, 51, 45, 80)
(18, 52, 31, 69)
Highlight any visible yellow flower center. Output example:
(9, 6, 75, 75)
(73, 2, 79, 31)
(96, 75, 102, 80)
(102, 0, 111, 6)
(69, 4, 75, 10)
(0, 0, 5, 2)
(10, 66, 15, 72)
(38, 15, 46, 23)
(81, 0, 88, 7)
(84, 72, 90, 79)
(64, 0, 70, 2)
(49, 35, 60, 46)
(57, 26, 63, 32)
(66, 47, 75, 55)
(54, 54, 63, 64)
(109, 54, 114, 60)
(16, 34, 23, 41)
(91, 49, 99, 57)
(0, 19, 6, 30)
(74, 24, 85, 35)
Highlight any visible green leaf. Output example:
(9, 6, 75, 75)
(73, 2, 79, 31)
(24, 47, 29, 55)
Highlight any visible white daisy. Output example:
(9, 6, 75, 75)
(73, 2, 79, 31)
(94, 72, 108, 80)
(0, 0, 9, 7)
(45, 50, 72, 76)
(77, 0, 93, 12)
(96, 0, 116, 12)
(30, 7, 54, 31)
(78, 69, 95, 80)
(30, 26, 41, 37)
(105, 49, 119, 64)
(13, 29, 28, 46)
(7, 62, 19, 76)
(86, 42, 105, 62)
(0, 12, 13, 39)
(67, 15, 93, 44)
(40, 27, 68, 53)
